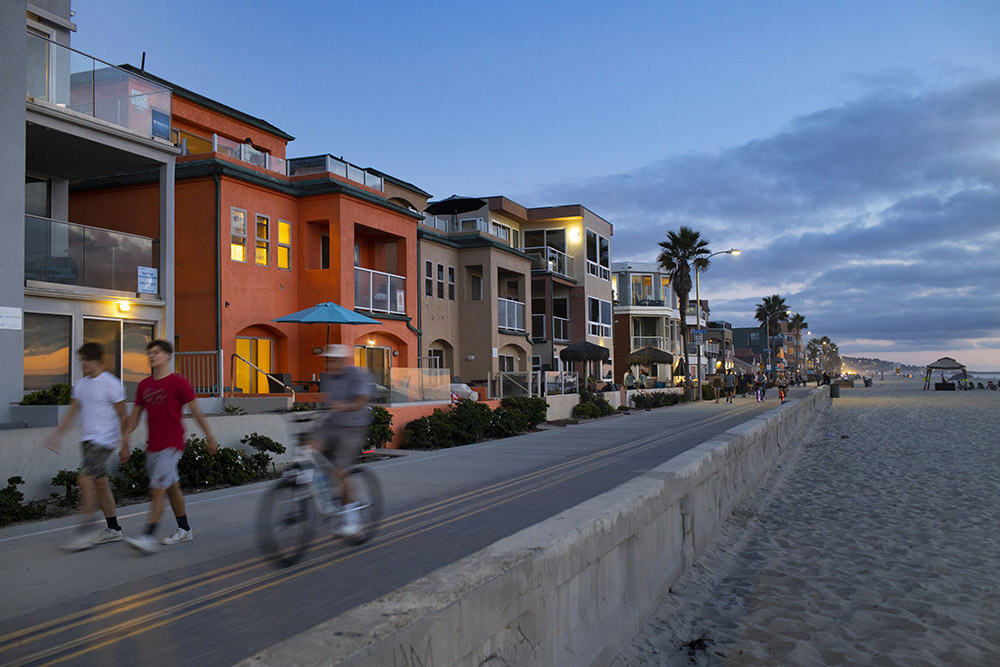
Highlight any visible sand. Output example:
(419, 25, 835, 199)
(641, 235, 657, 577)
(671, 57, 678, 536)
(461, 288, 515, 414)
(612, 379, 1000, 666)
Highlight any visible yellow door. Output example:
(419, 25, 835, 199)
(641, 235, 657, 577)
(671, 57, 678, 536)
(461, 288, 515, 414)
(236, 338, 252, 395)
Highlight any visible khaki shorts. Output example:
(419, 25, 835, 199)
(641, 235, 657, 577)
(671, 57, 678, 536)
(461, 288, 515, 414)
(80, 441, 116, 478)
(147, 448, 183, 489)
(312, 425, 366, 471)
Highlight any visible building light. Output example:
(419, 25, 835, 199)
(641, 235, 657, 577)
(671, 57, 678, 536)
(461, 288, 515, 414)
(117, 301, 131, 312)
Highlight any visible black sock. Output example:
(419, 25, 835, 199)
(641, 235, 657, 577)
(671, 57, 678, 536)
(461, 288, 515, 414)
(144, 523, 157, 536)
(177, 515, 190, 531)
(106, 516, 121, 531)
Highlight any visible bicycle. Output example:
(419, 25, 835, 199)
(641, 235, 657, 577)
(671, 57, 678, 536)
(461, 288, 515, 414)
(257, 413, 383, 567)
(778, 385, 787, 403)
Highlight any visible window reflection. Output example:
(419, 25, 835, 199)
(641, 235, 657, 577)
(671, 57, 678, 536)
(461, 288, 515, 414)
(23, 313, 71, 391)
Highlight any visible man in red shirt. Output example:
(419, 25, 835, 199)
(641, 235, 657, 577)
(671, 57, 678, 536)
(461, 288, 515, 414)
(124, 339, 218, 554)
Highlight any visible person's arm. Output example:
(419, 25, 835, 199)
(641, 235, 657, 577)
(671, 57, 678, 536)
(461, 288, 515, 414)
(114, 401, 130, 462)
(187, 401, 219, 454)
(123, 403, 144, 442)
(44, 399, 79, 452)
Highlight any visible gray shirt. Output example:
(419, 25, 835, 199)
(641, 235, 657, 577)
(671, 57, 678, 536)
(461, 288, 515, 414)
(319, 366, 375, 427)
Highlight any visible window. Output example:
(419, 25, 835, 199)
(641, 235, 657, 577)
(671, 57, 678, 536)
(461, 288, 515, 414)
(25, 176, 50, 217)
(448, 267, 456, 300)
(23, 313, 71, 392)
(588, 297, 612, 337)
(230, 208, 247, 261)
(437, 264, 445, 299)
(586, 230, 611, 280)
(425, 261, 433, 297)
(277, 220, 291, 269)
(471, 272, 483, 301)
(459, 217, 486, 233)
(426, 349, 444, 369)
(661, 276, 671, 305)
(354, 243, 361, 267)
(255, 215, 269, 265)
(631, 275, 654, 305)
(523, 228, 566, 253)
(498, 355, 515, 372)
(531, 355, 541, 372)
(320, 234, 330, 269)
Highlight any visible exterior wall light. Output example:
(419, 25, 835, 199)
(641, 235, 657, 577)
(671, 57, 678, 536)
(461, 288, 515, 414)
(117, 301, 131, 312)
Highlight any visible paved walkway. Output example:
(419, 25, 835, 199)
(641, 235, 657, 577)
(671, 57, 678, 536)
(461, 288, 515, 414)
(613, 378, 1000, 666)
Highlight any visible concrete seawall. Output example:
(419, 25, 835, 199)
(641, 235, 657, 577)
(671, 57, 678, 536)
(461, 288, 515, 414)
(241, 388, 829, 667)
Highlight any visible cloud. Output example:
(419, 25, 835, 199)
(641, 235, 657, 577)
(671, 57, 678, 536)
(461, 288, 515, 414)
(530, 78, 1000, 361)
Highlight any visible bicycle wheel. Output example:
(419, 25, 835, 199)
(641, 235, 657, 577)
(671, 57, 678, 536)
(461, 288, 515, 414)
(258, 477, 315, 566)
(341, 466, 383, 546)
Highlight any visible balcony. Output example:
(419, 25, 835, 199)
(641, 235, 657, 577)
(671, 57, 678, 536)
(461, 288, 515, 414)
(498, 298, 526, 332)
(632, 336, 666, 350)
(586, 259, 611, 281)
(355, 267, 405, 315)
(287, 155, 384, 191)
(531, 314, 570, 342)
(26, 32, 171, 142)
(552, 316, 570, 342)
(521, 246, 573, 279)
(24, 215, 158, 295)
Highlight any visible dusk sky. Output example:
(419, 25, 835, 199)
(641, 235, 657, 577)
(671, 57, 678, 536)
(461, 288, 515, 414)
(72, 1, 1000, 369)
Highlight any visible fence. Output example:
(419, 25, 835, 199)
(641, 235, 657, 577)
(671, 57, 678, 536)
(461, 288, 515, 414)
(538, 370, 579, 396)
(488, 371, 533, 399)
(175, 350, 223, 396)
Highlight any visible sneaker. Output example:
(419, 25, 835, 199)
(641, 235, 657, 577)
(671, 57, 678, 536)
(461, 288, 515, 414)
(126, 534, 158, 555)
(93, 527, 124, 545)
(336, 503, 362, 538)
(161, 528, 193, 545)
(61, 529, 99, 552)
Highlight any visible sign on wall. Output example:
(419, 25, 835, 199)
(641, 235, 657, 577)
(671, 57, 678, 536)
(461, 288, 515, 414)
(138, 266, 158, 294)
(0, 306, 23, 330)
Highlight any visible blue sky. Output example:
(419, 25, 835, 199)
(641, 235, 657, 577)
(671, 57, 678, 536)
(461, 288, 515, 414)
(71, 1, 1000, 368)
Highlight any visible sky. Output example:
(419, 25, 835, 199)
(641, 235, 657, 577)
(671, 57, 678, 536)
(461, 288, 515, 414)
(71, 1, 1000, 369)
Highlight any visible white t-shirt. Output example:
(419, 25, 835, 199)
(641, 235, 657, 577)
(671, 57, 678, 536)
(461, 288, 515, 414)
(72, 372, 126, 448)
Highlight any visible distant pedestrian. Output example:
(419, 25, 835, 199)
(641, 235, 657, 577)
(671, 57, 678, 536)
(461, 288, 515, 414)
(124, 340, 218, 554)
(724, 370, 736, 403)
(623, 370, 636, 390)
(45, 343, 128, 551)
(822, 372, 831, 385)
(755, 370, 767, 401)
(712, 375, 723, 403)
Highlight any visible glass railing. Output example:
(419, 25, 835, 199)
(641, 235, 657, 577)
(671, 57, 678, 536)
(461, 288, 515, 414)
(497, 298, 526, 332)
(372, 367, 451, 405)
(26, 32, 171, 141)
(420, 214, 451, 232)
(24, 215, 157, 294)
(355, 267, 405, 314)
(631, 294, 666, 307)
(287, 155, 384, 191)
(632, 336, 666, 350)
(587, 259, 611, 281)
(521, 246, 573, 278)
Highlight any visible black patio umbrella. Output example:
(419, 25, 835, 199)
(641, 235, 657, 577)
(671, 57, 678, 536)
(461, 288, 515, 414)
(625, 346, 673, 366)
(425, 195, 487, 216)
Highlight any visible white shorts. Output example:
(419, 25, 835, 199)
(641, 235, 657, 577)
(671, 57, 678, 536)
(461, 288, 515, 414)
(146, 448, 183, 489)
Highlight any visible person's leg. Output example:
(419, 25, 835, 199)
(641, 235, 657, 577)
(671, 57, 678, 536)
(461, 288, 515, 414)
(77, 473, 96, 519)
(166, 482, 186, 520)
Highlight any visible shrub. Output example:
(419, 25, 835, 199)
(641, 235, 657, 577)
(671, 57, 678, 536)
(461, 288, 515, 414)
(51, 469, 80, 508)
(403, 410, 457, 450)
(0, 476, 47, 526)
(112, 448, 149, 497)
(449, 399, 493, 445)
(499, 397, 548, 428)
(180, 436, 260, 488)
(19, 384, 71, 406)
(490, 407, 531, 438)
(572, 401, 603, 419)
(367, 405, 394, 449)
(702, 385, 716, 401)
(222, 403, 247, 415)
(617, 405, 630, 412)
(575, 386, 614, 418)
(631, 390, 684, 410)
(289, 402, 319, 412)
(241, 432, 286, 477)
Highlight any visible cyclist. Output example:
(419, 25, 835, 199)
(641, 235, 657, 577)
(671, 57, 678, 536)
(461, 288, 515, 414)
(777, 372, 789, 403)
(306, 344, 375, 537)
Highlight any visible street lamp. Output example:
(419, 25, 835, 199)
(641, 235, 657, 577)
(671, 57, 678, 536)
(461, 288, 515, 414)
(694, 248, 740, 399)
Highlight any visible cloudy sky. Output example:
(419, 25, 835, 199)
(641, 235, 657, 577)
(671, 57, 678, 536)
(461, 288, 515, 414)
(72, 1, 1000, 368)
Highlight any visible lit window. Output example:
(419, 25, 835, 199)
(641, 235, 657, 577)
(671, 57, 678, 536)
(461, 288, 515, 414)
(255, 215, 269, 265)
(277, 220, 291, 270)
(231, 208, 247, 261)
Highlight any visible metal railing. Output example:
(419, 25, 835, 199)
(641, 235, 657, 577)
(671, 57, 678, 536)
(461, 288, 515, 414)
(24, 215, 158, 293)
(355, 267, 405, 314)
(175, 350, 223, 397)
(631, 336, 666, 350)
(521, 246, 573, 278)
(497, 297, 526, 332)
(488, 371, 533, 398)
(26, 32, 172, 141)
(552, 316, 570, 342)
(229, 353, 294, 401)
(587, 259, 611, 281)
(286, 155, 384, 191)
(540, 370, 579, 395)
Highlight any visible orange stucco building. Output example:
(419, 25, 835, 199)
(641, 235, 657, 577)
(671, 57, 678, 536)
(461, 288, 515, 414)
(71, 68, 421, 394)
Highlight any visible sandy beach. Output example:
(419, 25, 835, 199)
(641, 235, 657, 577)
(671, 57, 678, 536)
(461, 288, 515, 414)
(613, 379, 1000, 666)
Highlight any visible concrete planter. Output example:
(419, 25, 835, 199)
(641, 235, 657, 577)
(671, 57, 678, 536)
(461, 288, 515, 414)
(8, 404, 73, 428)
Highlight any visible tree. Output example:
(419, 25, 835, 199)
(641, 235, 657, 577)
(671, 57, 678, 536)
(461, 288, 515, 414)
(657, 226, 711, 395)
(754, 294, 790, 373)
(788, 313, 809, 373)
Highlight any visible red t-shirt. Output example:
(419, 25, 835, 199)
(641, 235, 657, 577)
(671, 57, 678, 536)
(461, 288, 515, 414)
(135, 373, 196, 452)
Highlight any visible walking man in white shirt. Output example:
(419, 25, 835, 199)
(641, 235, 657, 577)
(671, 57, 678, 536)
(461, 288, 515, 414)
(46, 342, 129, 551)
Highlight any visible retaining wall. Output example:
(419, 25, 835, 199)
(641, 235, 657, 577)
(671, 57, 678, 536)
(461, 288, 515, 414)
(241, 387, 830, 667)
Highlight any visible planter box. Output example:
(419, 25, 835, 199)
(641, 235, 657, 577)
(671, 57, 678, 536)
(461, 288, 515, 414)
(8, 404, 74, 428)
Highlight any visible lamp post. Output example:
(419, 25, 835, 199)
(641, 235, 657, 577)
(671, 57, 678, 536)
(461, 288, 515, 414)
(694, 248, 740, 399)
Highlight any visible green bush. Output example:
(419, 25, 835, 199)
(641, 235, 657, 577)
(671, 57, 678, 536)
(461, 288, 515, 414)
(222, 403, 247, 415)
(367, 405, 394, 449)
(404, 410, 456, 450)
(702, 385, 716, 401)
(499, 397, 549, 428)
(19, 383, 72, 406)
(572, 401, 603, 419)
(403, 398, 539, 450)
(449, 399, 494, 445)
(574, 387, 614, 418)
(490, 407, 531, 438)
(631, 391, 684, 410)
(617, 405, 631, 412)
(51, 469, 80, 508)
(240, 432, 286, 477)
(0, 476, 47, 526)
(112, 448, 149, 498)
(180, 436, 260, 488)
(289, 402, 319, 412)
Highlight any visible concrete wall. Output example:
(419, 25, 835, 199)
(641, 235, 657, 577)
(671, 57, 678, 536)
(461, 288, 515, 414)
(241, 387, 829, 667)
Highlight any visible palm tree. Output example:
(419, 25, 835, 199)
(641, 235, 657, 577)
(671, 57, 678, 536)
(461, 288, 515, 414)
(754, 294, 790, 373)
(788, 313, 808, 374)
(657, 226, 711, 395)
(805, 338, 822, 373)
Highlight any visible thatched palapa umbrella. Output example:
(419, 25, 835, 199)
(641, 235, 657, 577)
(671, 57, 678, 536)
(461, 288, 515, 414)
(559, 341, 610, 382)
(625, 346, 673, 367)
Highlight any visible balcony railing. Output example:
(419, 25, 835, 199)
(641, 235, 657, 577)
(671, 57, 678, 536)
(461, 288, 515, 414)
(553, 316, 570, 342)
(632, 336, 666, 350)
(631, 294, 666, 307)
(498, 298, 526, 332)
(521, 246, 573, 279)
(355, 267, 405, 314)
(26, 32, 171, 141)
(287, 155, 384, 191)
(24, 215, 158, 294)
(420, 214, 451, 232)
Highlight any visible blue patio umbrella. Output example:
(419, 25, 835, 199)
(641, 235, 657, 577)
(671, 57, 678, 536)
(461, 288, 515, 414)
(273, 302, 382, 369)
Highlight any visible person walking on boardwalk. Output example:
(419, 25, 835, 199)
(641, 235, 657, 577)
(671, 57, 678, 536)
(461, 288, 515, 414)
(123, 340, 218, 554)
(723, 369, 736, 404)
(45, 343, 128, 551)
